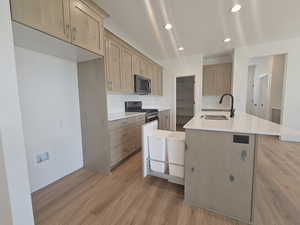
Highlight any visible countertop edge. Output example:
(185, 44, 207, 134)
(108, 112, 146, 121)
(183, 126, 281, 136)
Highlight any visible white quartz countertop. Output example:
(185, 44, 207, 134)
(183, 111, 300, 136)
(108, 112, 145, 121)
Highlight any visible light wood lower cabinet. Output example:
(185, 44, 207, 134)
(108, 115, 145, 167)
(10, 0, 108, 56)
(185, 130, 255, 223)
(159, 110, 171, 130)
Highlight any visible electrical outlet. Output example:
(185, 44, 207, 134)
(36, 152, 50, 164)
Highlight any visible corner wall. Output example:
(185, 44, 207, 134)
(232, 38, 300, 141)
(0, 0, 34, 224)
(15, 47, 83, 192)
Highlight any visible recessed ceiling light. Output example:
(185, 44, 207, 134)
(231, 4, 242, 13)
(178, 46, 184, 51)
(164, 23, 172, 30)
(224, 38, 231, 43)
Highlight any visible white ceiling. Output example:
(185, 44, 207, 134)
(96, 0, 300, 60)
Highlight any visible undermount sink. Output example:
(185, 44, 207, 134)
(201, 115, 228, 120)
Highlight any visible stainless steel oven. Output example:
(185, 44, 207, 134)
(125, 101, 158, 123)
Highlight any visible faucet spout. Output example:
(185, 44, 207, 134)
(219, 93, 235, 118)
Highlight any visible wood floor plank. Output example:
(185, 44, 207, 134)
(32, 136, 300, 225)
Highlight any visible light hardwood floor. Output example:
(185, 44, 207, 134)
(32, 136, 300, 225)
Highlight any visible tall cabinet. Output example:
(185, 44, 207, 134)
(78, 59, 111, 174)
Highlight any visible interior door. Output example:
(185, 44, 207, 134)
(258, 75, 269, 119)
(11, 0, 70, 41)
(70, 0, 104, 55)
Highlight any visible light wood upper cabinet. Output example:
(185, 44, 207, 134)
(203, 66, 217, 96)
(157, 66, 163, 96)
(120, 48, 134, 93)
(69, 0, 105, 55)
(203, 63, 232, 96)
(104, 29, 163, 95)
(139, 58, 147, 77)
(132, 54, 140, 76)
(150, 64, 163, 96)
(105, 39, 122, 92)
(10, 0, 108, 56)
(11, 0, 71, 41)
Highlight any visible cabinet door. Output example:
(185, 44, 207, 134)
(11, 0, 71, 41)
(202, 66, 217, 96)
(120, 48, 134, 93)
(203, 63, 232, 96)
(106, 39, 122, 91)
(157, 66, 163, 96)
(70, 0, 104, 55)
(139, 58, 147, 77)
(215, 63, 232, 95)
(132, 54, 140, 76)
(185, 130, 255, 223)
(147, 63, 155, 95)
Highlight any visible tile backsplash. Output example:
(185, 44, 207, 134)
(202, 96, 231, 110)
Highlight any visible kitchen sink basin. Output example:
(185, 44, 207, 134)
(201, 115, 228, 120)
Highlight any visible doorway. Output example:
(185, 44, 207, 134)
(246, 54, 286, 123)
(176, 76, 195, 131)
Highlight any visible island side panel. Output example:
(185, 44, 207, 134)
(184, 129, 256, 224)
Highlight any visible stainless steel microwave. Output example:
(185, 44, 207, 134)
(134, 75, 151, 95)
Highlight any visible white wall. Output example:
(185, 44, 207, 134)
(15, 47, 83, 192)
(233, 38, 300, 141)
(0, 0, 35, 224)
(161, 54, 203, 130)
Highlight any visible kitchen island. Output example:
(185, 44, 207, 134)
(183, 111, 299, 224)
